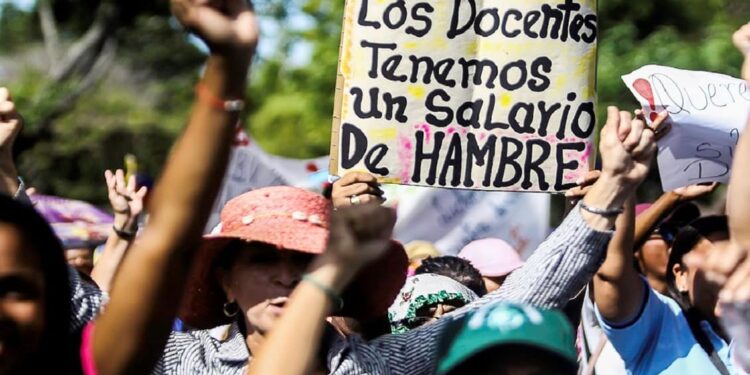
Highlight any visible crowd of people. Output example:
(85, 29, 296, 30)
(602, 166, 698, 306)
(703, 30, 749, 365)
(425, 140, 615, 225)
(1, 0, 750, 374)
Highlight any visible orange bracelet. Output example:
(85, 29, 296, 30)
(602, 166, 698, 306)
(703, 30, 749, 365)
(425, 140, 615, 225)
(195, 83, 245, 112)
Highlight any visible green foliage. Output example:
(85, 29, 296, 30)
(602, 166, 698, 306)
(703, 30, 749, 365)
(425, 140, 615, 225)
(0, 0, 749, 206)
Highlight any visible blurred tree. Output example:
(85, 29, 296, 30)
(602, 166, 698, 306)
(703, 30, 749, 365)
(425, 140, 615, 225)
(0, 0, 749, 207)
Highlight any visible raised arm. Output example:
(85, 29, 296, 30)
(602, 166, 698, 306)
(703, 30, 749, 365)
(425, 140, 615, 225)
(91, 1, 259, 374)
(0, 87, 22, 199)
(350, 106, 659, 375)
(248, 203, 396, 375)
(90, 169, 147, 292)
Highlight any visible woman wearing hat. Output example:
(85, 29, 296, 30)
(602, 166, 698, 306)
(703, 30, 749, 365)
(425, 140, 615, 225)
(156, 105, 659, 374)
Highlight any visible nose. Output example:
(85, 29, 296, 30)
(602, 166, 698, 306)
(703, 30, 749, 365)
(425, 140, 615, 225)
(273, 256, 302, 289)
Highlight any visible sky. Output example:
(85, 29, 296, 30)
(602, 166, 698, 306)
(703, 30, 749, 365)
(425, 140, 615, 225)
(3, 0, 314, 66)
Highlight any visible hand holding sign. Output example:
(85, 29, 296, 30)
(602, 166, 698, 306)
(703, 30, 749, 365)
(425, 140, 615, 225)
(599, 107, 661, 188)
(622, 65, 750, 191)
(332, 172, 385, 208)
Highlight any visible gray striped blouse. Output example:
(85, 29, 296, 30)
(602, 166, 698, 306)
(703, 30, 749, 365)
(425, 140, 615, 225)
(153, 206, 612, 375)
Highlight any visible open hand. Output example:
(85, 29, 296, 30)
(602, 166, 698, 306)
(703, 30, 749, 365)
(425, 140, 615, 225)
(332, 172, 385, 208)
(171, 0, 259, 57)
(105, 169, 148, 231)
(326, 203, 396, 267)
(673, 182, 719, 202)
(0, 87, 22, 158)
(599, 107, 665, 187)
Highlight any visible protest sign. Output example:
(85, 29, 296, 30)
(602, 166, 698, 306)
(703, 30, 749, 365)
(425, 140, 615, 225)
(207, 130, 329, 231)
(622, 65, 750, 191)
(381, 184, 550, 257)
(330, 0, 598, 192)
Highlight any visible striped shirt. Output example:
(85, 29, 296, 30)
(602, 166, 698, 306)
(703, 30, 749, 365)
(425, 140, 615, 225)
(154, 206, 612, 374)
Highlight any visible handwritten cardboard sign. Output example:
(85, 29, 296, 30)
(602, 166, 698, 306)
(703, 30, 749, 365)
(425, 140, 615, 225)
(622, 65, 750, 191)
(381, 184, 550, 257)
(330, 0, 598, 192)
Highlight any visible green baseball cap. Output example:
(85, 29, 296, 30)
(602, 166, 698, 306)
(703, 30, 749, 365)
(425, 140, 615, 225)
(436, 302, 577, 375)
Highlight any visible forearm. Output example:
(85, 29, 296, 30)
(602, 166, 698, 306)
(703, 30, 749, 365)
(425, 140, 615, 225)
(0, 156, 19, 197)
(249, 255, 358, 375)
(729, 115, 750, 248)
(633, 192, 680, 247)
(593, 197, 645, 323)
(91, 234, 132, 292)
(93, 54, 248, 375)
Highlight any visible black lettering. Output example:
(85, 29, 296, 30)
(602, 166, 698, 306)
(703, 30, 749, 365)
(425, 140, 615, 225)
(540, 5, 562, 39)
(537, 101, 561, 136)
(571, 102, 596, 138)
(384, 0, 407, 29)
(448, 0, 476, 39)
(358, 0, 381, 29)
(382, 93, 408, 122)
(341, 123, 368, 169)
(523, 11, 541, 38)
(502, 9, 522, 38)
(382, 55, 408, 82)
(425, 89, 453, 127)
(413, 130, 445, 184)
(569, 14, 585, 42)
(509, 102, 535, 134)
(459, 58, 499, 89)
(457, 99, 483, 129)
(361, 41, 397, 79)
(409, 56, 435, 84)
(581, 14, 597, 43)
(475, 8, 501, 37)
(465, 133, 496, 187)
(529, 57, 552, 92)
(494, 137, 524, 187)
(407, 3, 434, 37)
(484, 94, 510, 130)
(499, 60, 527, 91)
(439, 133, 463, 187)
(556, 0, 581, 42)
(554, 142, 585, 190)
(365, 144, 390, 175)
(522, 139, 551, 190)
(351, 87, 383, 119)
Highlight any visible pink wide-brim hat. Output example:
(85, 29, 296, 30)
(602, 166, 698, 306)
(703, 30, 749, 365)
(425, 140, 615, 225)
(179, 186, 407, 329)
(458, 238, 524, 278)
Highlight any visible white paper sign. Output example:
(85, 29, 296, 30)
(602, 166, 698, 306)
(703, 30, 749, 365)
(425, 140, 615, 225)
(211, 131, 550, 257)
(381, 185, 550, 258)
(622, 65, 750, 191)
(207, 131, 329, 231)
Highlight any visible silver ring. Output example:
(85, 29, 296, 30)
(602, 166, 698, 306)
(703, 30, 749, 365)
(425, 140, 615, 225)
(350, 195, 361, 205)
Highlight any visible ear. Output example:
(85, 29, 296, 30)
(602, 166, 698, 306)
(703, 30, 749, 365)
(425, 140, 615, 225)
(215, 267, 235, 302)
(672, 263, 689, 293)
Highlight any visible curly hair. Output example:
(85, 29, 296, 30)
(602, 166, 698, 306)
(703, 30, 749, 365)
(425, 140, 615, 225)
(415, 256, 488, 296)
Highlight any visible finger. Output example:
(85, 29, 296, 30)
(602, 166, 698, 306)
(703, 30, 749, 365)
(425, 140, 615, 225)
(337, 172, 378, 187)
(623, 118, 645, 152)
(603, 106, 620, 140)
(104, 170, 115, 189)
(135, 186, 148, 198)
(721, 261, 750, 302)
(564, 185, 589, 198)
(0, 87, 9, 102)
(338, 183, 383, 198)
(127, 174, 137, 193)
(618, 111, 633, 142)
(631, 126, 655, 157)
(0, 98, 16, 116)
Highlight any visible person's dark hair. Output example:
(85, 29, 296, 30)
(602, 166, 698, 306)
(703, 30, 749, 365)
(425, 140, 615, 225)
(416, 256, 487, 296)
(666, 215, 728, 310)
(0, 195, 72, 370)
